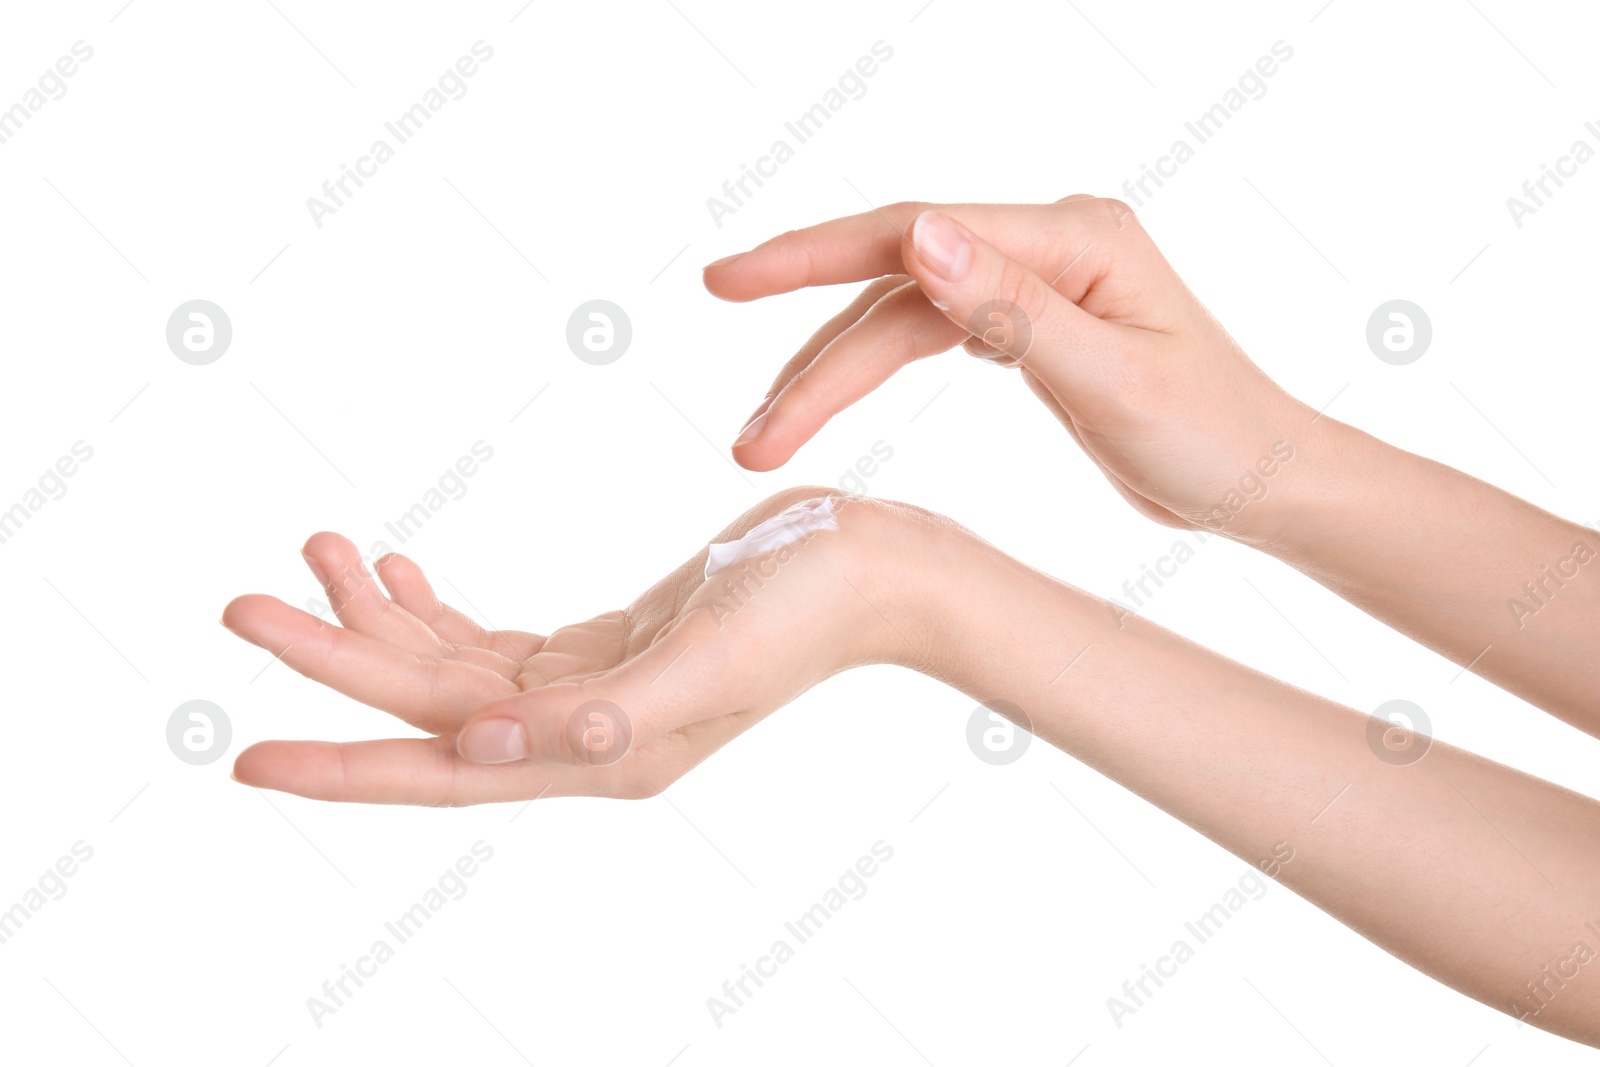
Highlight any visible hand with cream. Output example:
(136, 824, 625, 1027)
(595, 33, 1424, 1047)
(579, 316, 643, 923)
(222, 486, 1600, 1042)
(704, 197, 1600, 735)
(222, 488, 921, 805)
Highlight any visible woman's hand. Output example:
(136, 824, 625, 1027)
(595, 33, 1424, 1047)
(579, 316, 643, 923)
(218, 475, 1600, 1041)
(222, 488, 924, 805)
(705, 197, 1317, 543)
(705, 195, 1600, 737)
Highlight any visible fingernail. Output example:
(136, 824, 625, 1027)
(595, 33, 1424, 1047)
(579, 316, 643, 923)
(302, 552, 329, 588)
(912, 211, 972, 283)
(459, 718, 527, 763)
(733, 411, 768, 448)
(705, 252, 743, 270)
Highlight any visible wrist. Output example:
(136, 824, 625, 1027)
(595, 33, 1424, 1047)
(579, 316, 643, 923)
(1204, 394, 1365, 554)
(1230, 411, 1393, 560)
(867, 501, 1110, 707)
(830, 494, 953, 673)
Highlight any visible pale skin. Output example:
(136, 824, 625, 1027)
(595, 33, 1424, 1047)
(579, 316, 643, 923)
(226, 197, 1600, 1044)
(705, 196, 1599, 729)
(224, 490, 914, 806)
(227, 489, 1600, 1043)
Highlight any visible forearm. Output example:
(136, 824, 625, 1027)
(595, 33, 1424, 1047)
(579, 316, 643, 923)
(893, 511, 1600, 1043)
(1246, 411, 1600, 730)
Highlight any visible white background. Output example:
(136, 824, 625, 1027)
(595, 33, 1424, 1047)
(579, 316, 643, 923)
(1, 0, 1597, 1063)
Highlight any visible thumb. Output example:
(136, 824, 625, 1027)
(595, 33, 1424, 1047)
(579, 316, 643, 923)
(454, 623, 719, 769)
(902, 209, 1114, 385)
(456, 683, 638, 767)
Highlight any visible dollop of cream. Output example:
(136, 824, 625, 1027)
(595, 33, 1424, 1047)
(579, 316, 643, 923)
(705, 496, 839, 579)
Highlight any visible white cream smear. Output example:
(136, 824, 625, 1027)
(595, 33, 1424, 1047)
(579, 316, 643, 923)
(704, 496, 839, 579)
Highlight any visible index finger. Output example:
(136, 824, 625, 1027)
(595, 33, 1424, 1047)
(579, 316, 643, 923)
(704, 201, 1048, 302)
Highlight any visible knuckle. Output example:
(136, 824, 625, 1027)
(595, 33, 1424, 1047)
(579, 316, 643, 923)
(1097, 197, 1144, 235)
(990, 258, 1043, 313)
(776, 232, 816, 287)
